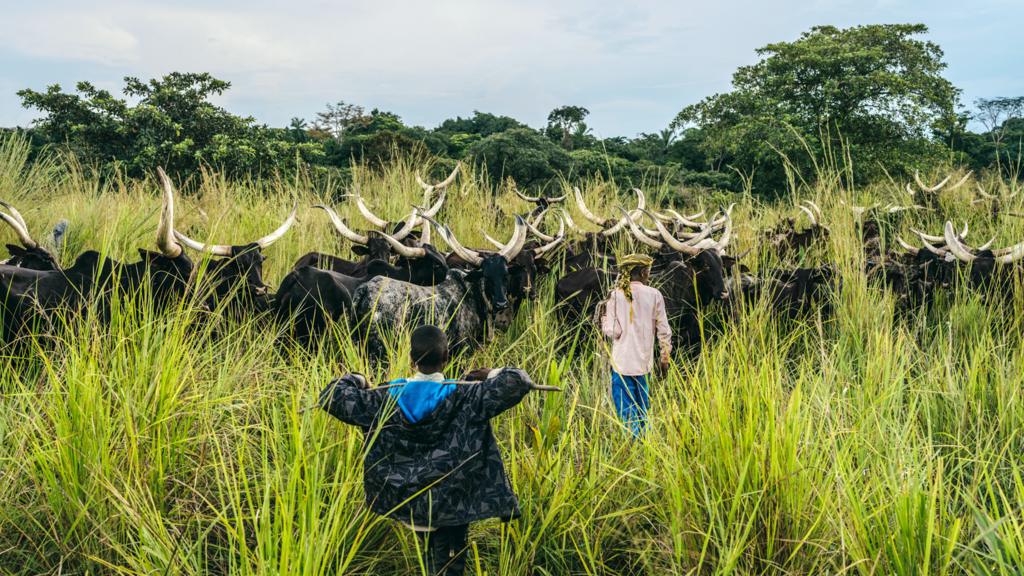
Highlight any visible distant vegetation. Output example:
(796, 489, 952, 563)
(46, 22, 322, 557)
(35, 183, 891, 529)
(5, 23, 1023, 197)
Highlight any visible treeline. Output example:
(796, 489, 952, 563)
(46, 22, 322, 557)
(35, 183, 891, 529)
(6, 24, 1022, 196)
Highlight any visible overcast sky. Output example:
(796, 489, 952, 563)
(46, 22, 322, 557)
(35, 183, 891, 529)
(1, 0, 1020, 137)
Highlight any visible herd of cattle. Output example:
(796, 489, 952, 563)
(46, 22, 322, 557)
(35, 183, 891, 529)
(1, 166, 1022, 357)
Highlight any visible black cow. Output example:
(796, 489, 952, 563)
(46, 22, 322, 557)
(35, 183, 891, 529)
(275, 242, 450, 343)
(293, 205, 427, 276)
(1, 201, 60, 271)
(1, 168, 192, 339)
(352, 216, 528, 358)
(174, 205, 297, 315)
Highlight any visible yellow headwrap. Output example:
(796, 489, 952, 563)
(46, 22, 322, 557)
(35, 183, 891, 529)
(616, 253, 654, 321)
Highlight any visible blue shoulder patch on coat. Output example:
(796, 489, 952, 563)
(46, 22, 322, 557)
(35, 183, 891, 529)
(387, 378, 457, 424)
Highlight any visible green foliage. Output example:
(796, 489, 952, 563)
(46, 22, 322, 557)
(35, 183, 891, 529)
(676, 24, 961, 191)
(18, 73, 325, 181)
(468, 128, 572, 189)
(4, 147, 1024, 573)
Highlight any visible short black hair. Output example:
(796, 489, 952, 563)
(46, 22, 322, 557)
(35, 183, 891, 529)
(410, 325, 449, 371)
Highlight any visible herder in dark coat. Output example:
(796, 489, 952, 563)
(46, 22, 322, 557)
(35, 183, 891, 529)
(319, 324, 537, 575)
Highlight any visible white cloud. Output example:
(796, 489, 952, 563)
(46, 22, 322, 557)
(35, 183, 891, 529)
(0, 0, 1021, 134)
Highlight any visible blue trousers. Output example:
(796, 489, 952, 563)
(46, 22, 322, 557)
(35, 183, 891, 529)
(611, 371, 650, 437)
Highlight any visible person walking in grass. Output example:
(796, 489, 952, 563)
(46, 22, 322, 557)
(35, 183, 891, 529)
(319, 325, 537, 576)
(600, 254, 672, 437)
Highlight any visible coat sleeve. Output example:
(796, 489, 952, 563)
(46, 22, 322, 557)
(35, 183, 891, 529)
(319, 375, 387, 429)
(600, 291, 622, 339)
(655, 291, 673, 359)
(464, 368, 534, 421)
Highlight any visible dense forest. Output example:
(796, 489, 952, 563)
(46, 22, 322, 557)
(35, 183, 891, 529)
(5, 24, 1022, 196)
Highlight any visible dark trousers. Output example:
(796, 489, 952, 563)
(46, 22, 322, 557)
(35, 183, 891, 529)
(416, 524, 469, 575)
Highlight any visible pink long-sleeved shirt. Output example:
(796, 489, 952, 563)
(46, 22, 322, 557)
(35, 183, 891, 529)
(600, 282, 673, 376)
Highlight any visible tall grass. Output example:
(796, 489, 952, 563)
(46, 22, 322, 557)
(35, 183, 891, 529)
(2, 134, 1024, 574)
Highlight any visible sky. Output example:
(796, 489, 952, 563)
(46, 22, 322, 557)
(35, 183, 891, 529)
(0, 0, 1020, 138)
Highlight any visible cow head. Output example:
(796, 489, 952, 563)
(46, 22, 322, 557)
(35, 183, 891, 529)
(424, 214, 529, 314)
(366, 234, 450, 286)
(1, 200, 60, 271)
(316, 204, 428, 263)
(174, 201, 296, 311)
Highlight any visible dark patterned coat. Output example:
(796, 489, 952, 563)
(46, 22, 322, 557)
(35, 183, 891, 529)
(319, 368, 533, 527)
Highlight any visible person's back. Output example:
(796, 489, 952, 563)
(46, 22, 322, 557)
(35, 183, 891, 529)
(602, 281, 670, 376)
(599, 254, 672, 436)
(319, 325, 535, 575)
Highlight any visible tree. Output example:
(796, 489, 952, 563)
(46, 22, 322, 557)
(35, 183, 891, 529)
(468, 128, 571, 189)
(546, 106, 591, 150)
(675, 24, 960, 191)
(313, 100, 367, 140)
(18, 72, 323, 180)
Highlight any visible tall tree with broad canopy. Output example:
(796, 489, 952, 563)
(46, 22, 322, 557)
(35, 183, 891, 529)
(18, 72, 324, 180)
(674, 24, 961, 191)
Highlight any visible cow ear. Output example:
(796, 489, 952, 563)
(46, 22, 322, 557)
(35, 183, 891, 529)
(465, 269, 483, 283)
(138, 248, 156, 261)
(534, 257, 551, 274)
(6, 244, 26, 257)
(352, 245, 369, 256)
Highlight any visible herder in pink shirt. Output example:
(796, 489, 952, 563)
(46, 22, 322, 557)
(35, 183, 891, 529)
(600, 254, 672, 436)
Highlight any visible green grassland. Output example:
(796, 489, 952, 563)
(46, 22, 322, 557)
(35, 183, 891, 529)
(2, 134, 1024, 575)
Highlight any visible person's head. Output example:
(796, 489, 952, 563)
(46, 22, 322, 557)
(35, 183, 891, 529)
(410, 325, 449, 374)
(630, 265, 650, 284)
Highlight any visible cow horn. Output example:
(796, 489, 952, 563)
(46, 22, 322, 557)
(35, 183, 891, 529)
(416, 162, 461, 193)
(993, 240, 1024, 264)
(664, 209, 706, 229)
(599, 211, 633, 237)
(0, 200, 29, 231)
(498, 216, 528, 260)
(354, 194, 389, 228)
(0, 201, 37, 249)
(914, 172, 952, 193)
(379, 230, 426, 258)
(420, 189, 447, 219)
(914, 232, 949, 258)
(798, 205, 817, 228)
(976, 184, 997, 200)
(911, 222, 968, 244)
(631, 188, 647, 211)
(713, 212, 733, 252)
(574, 186, 607, 227)
(943, 221, 977, 262)
(515, 188, 541, 203)
(255, 204, 297, 248)
(644, 209, 713, 255)
(560, 208, 579, 232)
(482, 232, 505, 250)
(905, 183, 917, 196)
(389, 208, 422, 241)
(620, 208, 663, 250)
(895, 237, 920, 255)
(173, 230, 233, 256)
(526, 209, 556, 242)
(547, 193, 567, 203)
(422, 215, 482, 266)
(948, 172, 972, 192)
(533, 217, 566, 257)
(314, 204, 368, 245)
(802, 200, 824, 223)
(155, 167, 183, 257)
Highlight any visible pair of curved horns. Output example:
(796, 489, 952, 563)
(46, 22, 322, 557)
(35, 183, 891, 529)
(0, 200, 36, 249)
(908, 171, 972, 195)
(428, 214, 527, 266)
(942, 221, 1024, 264)
(797, 200, 823, 228)
(515, 188, 567, 204)
(634, 209, 729, 255)
(175, 202, 297, 256)
(416, 163, 461, 194)
(574, 187, 646, 232)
